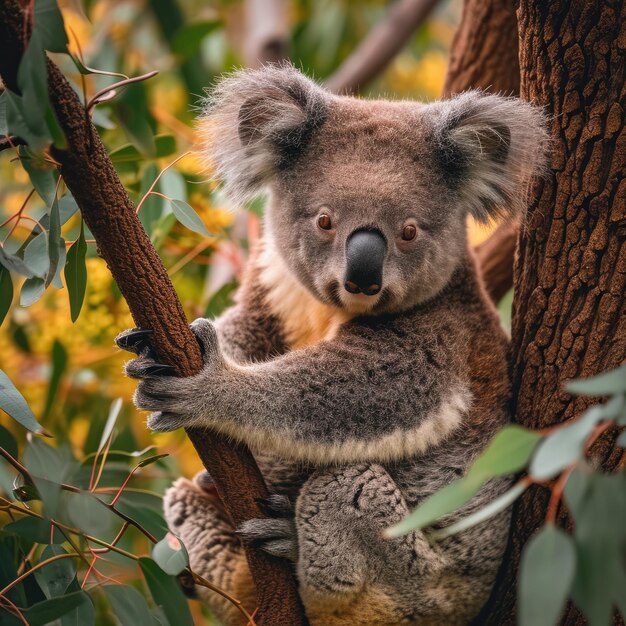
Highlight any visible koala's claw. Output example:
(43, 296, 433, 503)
(115, 328, 153, 353)
(256, 494, 294, 519)
(143, 363, 177, 376)
(237, 516, 298, 562)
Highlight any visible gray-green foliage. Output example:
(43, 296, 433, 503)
(392, 364, 626, 626)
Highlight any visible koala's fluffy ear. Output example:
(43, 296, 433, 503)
(428, 91, 549, 223)
(198, 64, 328, 202)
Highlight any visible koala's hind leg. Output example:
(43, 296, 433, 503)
(163, 474, 255, 625)
(296, 464, 448, 626)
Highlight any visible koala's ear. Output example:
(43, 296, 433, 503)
(428, 91, 549, 223)
(198, 64, 328, 202)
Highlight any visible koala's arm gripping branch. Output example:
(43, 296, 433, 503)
(0, 2, 306, 624)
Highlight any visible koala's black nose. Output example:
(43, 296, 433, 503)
(344, 229, 386, 296)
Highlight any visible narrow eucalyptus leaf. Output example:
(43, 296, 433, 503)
(21, 591, 88, 626)
(34, 0, 69, 52)
(64, 223, 87, 322)
(45, 195, 62, 288)
(19, 146, 57, 206)
(519, 525, 576, 626)
(24, 232, 50, 278)
(104, 585, 156, 626)
(0, 266, 13, 326)
(0, 369, 46, 433)
(34, 545, 75, 598)
(171, 199, 209, 236)
(566, 365, 626, 396)
(0, 245, 35, 277)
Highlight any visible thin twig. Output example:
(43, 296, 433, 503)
(86, 70, 158, 113)
(135, 151, 191, 215)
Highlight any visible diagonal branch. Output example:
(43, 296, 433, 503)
(325, 0, 440, 95)
(0, 1, 306, 624)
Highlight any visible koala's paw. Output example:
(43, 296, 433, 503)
(114, 319, 222, 432)
(237, 495, 298, 562)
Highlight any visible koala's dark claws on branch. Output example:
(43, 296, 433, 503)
(115, 328, 153, 353)
(143, 363, 177, 376)
(256, 494, 294, 519)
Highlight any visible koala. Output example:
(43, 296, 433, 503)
(117, 65, 547, 626)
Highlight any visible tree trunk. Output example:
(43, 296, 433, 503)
(443, 0, 521, 303)
(482, 1, 626, 623)
(0, 2, 306, 624)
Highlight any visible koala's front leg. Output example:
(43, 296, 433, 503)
(117, 317, 467, 464)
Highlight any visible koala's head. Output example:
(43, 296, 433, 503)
(199, 65, 548, 314)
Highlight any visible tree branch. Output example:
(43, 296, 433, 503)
(325, 0, 440, 95)
(443, 0, 521, 303)
(0, 1, 305, 624)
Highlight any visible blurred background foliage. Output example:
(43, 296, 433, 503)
(0, 0, 503, 622)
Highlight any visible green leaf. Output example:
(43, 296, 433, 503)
(171, 21, 221, 57)
(0, 244, 34, 277)
(468, 425, 542, 481)
(566, 364, 626, 396)
(115, 499, 169, 540)
(0, 266, 13, 326)
(34, 0, 69, 53)
(16, 30, 51, 147)
(428, 480, 527, 540)
(116, 82, 156, 157)
(0, 424, 19, 460)
(617, 431, 626, 447)
(0, 369, 46, 433)
(160, 170, 186, 201)
(152, 533, 189, 575)
(60, 584, 95, 626)
(386, 478, 481, 538)
(67, 491, 114, 536)
(138, 163, 163, 234)
(20, 591, 89, 625)
(4, 90, 49, 151)
(34, 545, 75, 598)
(563, 464, 592, 517)
(104, 585, 157, 626)
(570, 473, 626, 626)
(150, 213, 176, 250)
(170, 199, 209, 236)
(46, 194, 63, 288)
(519, 524, 576, 626)
(110, 135, 177, 162)
(43, 339, 67, 419)
(19, 146, 57, 206)
(530, 406, 604, 480)
(20, 276, 45, 306)
(139, 558, 194, 626)
(64, 222, 87, 322)
(24, 232, 50, 278)
(4, 517, 64, 544)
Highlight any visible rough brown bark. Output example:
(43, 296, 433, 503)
(0, 2, 306, 624)
(482, 1, 626, 624)
(444, 0, 521, 304)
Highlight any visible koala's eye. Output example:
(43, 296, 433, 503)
(401, 224, 417, 241)
(317, 213, 333, 231)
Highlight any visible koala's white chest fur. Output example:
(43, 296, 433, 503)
(258, 241, 352, 350)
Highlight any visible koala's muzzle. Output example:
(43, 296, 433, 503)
(344, 229, 386, 296)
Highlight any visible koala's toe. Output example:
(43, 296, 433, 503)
(256, 494, 294, 518)
(237, 517, 298, 562)
(146, 411, 188, 432)
(115, 328, 153, 354)
(190, 318, 220, 360)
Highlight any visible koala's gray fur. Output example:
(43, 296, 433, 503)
(118, 65, 548, 625)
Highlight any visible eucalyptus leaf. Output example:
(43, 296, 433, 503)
(0, 424, 19, 460)
(104, 584, 157, 626)
(4, 517, 64, 544)
(110, 135, 177, 162)
(152, 533, 189, 575)
(20, 276, 45, 306)
(429, 480, 527, 540)
(19, 146, 57, 206)
(20, 591, 88, 626)
(566, 365, 626, 396)
(67, 491, 114, 536)
(530, 407, 604, 480)
(34, 545, 75, 598)
(64, 222, 87, 322)
(171, 199, 209, 236)
(34, 0, 69, 52)
(386, 478, 481, 538)
(519, 524, 576, 626)
(46, 195, 63, 288)
(43, 339, 67, 420)
(0, 266, 13, 326)
(24, 232, 50, 278)
(0, 245, 35, 277)
(98, 398, 123, 453)
(139, 557, 194, 626)
(0, 369, 46, 433)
